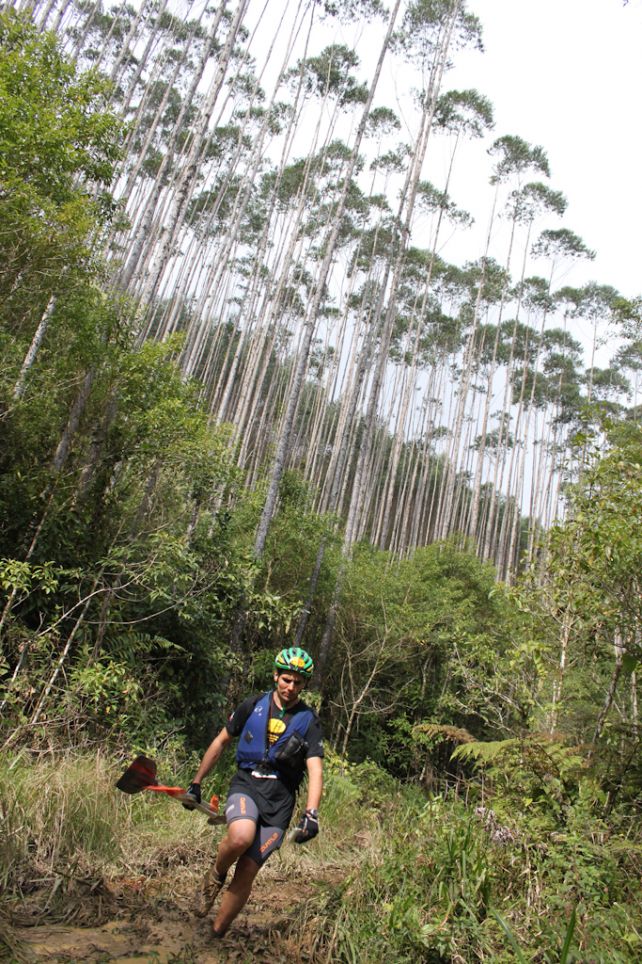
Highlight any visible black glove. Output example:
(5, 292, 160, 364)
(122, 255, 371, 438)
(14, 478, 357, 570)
(292, 808, 319, 844)
(182, 782, 201, 810)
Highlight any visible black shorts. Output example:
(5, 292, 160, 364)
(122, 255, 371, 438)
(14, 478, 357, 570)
(225, 792, 284, 866)
(228, 769, 296, 830)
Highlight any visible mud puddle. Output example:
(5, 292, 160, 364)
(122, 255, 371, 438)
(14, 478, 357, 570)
(5, 867, 326, 963)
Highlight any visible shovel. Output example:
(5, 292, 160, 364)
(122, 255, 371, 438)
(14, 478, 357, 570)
(116, 755, 225, 824)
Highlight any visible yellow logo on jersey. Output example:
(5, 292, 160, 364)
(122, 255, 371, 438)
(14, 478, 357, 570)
(267, 718, 286, 744)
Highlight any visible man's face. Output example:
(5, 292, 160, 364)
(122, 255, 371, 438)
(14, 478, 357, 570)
(274, 670, 306, 707)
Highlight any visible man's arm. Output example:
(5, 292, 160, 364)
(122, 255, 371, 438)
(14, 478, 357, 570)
(304, 755, 323, 812)
(290, 755, 323, 843)
(192, 726, 233, 785)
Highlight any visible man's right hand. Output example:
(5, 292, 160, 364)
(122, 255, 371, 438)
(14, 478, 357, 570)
(182, 782, 201, 810)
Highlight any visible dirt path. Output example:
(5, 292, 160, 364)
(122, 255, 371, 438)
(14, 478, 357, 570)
(6, 863, 334, 963)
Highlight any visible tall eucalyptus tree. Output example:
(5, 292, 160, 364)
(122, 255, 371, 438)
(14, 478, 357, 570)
(374, 100, 487, 551)
(133, 0, 252, 305)
(316, 0, 484, 684)
(477, 185, 567, 573)
(527, 228, 596, 543)
(435, 134, 550, 547)
(250, 0, 403, 565)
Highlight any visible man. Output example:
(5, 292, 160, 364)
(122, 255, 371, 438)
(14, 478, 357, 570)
(185, 646, 323, 938)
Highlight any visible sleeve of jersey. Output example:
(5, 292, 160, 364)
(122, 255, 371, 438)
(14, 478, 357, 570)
(305, 715, 324, 759)
(225, 695, 258, 738)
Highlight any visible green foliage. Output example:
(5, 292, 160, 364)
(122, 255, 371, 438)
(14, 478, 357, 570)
(434, 88, 494, 137)
(512, 422, 642, 800)
(1, 309, 276, 747)
(65, 650, 177, 743)
(288, 777, 642, 962)
(297, 45, 368, 107)
(328, 540, 529, 770)
(0, 10, 123, 331)
(548, 422, 642, 640)
(258, 471, 341, 640)
(0, 558, 66, 597)
(319, 0, 387, 22)
(489, 133, 550, 181)
(396, 0, 483, 66)
(0, 11, 121, 194)
(452, 735, 589, 830)
(532, 228, 596, 261)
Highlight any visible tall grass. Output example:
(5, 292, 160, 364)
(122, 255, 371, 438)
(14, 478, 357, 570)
(284, 788, 642, 962)
(0, 747, 386, 927)
(2, 749, 641, 962)
(0, 749, 215, 925)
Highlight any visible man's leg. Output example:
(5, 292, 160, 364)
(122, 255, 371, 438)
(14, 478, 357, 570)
(212, 821, 284, 936)
(213, 818, 257, 877)
(212, 854, 261, 935)
(193, 797, 258, 918)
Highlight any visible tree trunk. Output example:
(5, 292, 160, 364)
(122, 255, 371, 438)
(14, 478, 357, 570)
(252, 0, 402, 563)
(590, 628, 625, 755)
(12, 294, 58, 401)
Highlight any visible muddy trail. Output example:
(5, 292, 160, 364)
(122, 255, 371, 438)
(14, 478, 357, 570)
(3, 858, 341, 963)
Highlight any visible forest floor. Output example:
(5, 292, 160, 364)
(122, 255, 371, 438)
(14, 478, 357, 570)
(5, 855, 341, 963)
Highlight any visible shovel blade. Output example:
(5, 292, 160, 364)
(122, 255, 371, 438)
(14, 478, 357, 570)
(116, 755, 158, 794)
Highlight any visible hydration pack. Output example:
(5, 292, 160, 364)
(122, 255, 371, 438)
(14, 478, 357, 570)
(236, 692, 314, 775)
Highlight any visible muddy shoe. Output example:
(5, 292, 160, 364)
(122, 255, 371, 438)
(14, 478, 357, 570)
(193, 867, 227, 918)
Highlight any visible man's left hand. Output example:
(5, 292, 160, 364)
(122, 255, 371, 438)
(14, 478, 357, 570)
(292, 808, 319, 843)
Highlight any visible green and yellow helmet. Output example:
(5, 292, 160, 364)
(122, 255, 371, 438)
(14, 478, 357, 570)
(274, 646, 314, 680)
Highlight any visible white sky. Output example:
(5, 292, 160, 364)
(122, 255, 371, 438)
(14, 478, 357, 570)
(446, 0, 642, 299)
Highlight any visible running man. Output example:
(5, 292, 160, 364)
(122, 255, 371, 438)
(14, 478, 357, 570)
(185, 646, 323, 937)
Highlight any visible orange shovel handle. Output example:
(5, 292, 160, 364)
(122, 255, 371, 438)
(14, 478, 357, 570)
(142, 785, 224, 822)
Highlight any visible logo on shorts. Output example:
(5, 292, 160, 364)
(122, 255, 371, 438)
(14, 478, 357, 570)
(260, 831, 279, 854)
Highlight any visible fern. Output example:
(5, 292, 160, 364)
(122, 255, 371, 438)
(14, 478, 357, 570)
(414, 723, 475, 745)
(451, 738, 519, 764)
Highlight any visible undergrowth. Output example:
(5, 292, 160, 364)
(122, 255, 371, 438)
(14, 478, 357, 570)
(1, 748, 641, 962)
(285, 759, 642, 963)
(0, 750, 208, 931)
